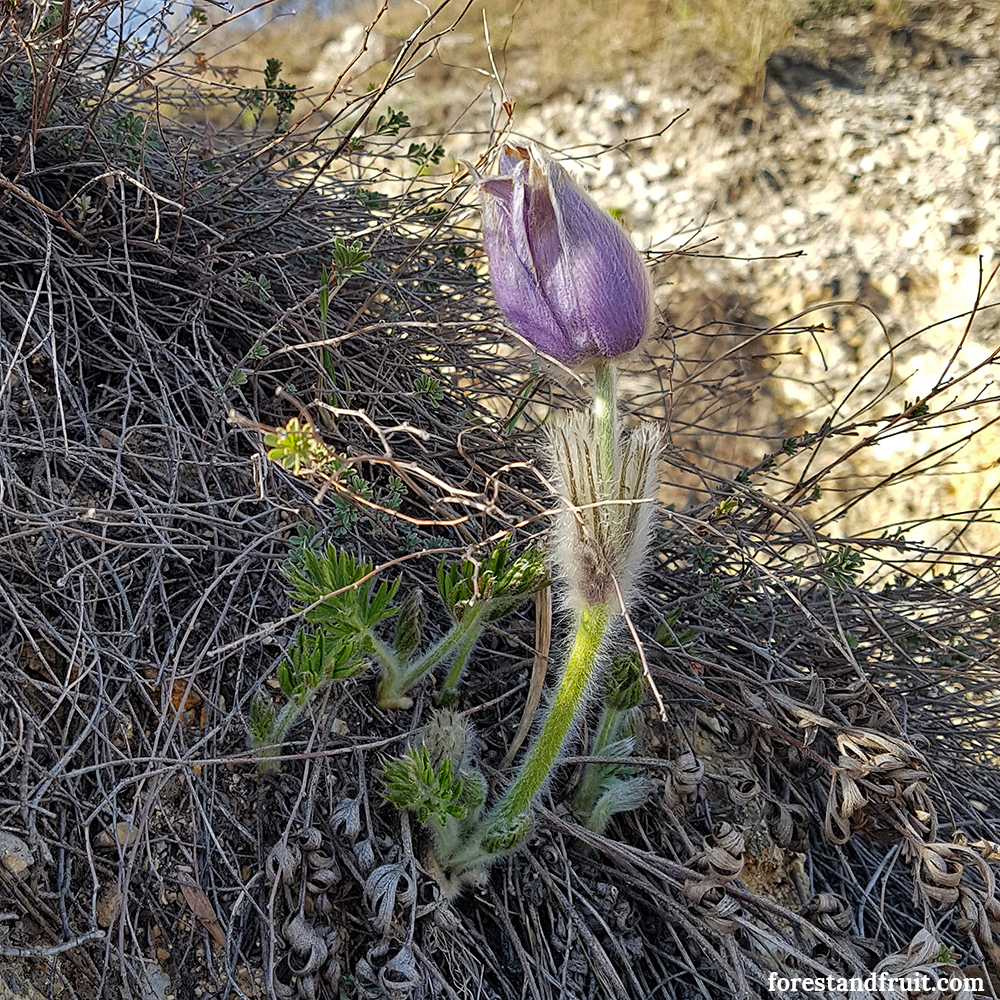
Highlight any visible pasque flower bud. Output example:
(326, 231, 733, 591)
(476, 145, 653, 365)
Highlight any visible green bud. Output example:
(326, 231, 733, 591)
(460, 770, 487, 814)
(481, 811, 532, 855)
(392, 590, 425, 663)
(485, 546, 548, 622)
(605, 653, 645, 712)
(249, 696, 276, 746)
(422, 710, 472, 770)
(382, 746, 467, 828)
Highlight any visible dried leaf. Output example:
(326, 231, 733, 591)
(179, 882, 226, 950)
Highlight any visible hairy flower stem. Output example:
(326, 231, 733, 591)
(451, 601, 612, 868)
(454, 362, 623, 863)
(439, 360, 635, 875)
(593, 358, 619, 493)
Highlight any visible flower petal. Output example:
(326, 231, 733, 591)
(540, 151, 652, 359)
(479, 177, 574, 362)
(476, 144, 652, 365)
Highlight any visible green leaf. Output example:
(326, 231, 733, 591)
(264, 58, 283, 89)
(382, 746, 467, 828)
(354, 188, 387, 211)
(819, 544, 864, 592)
(437, 540, 548, 624)
(653, 610, 697, 648)
(285, 544, 399, 639)
(586, 776, 653, 834)
(406, 141, 445, 168)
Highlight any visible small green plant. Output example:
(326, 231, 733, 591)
(412, 373, 445, 408)
(250, 547, 395, 769)
(329, 473, 375, 536)
(654, 609, 698, 649)
(237, 58, 297, 128)
(901, 397, 931, 422)
(432, 540, 549, 707)
(316, 242, 370, 403)
(372, 107, 410, 136)
(691, 542, 715, 574)
(280, 523, 320, 575)
(106, 111, 158, 169)
(264, 418, 351, 477)
(250, 626, 366, 771)
(382, 712, 487, 866)
(373, 542, 548, 710)
(354, 188, 388, 212)
(324, 472, 408, 539)
(406, 141, 445, 172)
(212, 341, 268, 396)
(369, 475, 408, 537)
(330, 238, 372, 287)
(240, 272, 272, 301)
(249, 537, 547, 770)
(819, 544, 865, 592)
(213, 368, 248, 394)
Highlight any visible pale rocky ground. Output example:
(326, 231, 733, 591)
(311, 3, 1000, 555)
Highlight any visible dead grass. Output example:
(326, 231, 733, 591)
(209, 0, 802, 107)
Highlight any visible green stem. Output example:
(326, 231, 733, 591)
(436, 620, 485, 705)
(367, 634, 397, 673)
(377, 611, 484, 710)
(592, 358, 619, 494)
(454, 601, 612, 867)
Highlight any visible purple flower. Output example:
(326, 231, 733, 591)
(476, 145, 653, 366)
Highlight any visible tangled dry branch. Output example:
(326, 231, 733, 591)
(2, 4, 1000, 1000)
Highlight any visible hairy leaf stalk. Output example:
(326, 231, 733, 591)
(377, 610, 485, 710)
